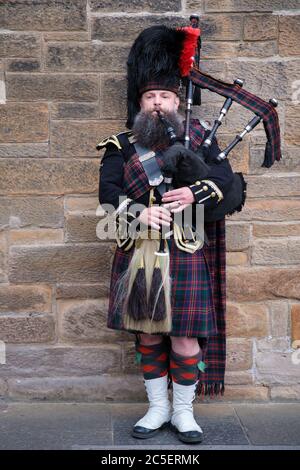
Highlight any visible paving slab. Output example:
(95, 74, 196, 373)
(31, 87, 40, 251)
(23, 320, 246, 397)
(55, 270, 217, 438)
(234, 404, 300, 447)
(0, 402, 112, 450)
(111, 403, 249, 446)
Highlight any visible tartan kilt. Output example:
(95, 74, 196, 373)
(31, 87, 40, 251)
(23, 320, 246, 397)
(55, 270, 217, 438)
(107, 235, 218, 338)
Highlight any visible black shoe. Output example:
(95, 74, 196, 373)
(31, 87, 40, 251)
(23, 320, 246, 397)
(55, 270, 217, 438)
(131, 421, 170, 439)
(170, 423, 204, 444)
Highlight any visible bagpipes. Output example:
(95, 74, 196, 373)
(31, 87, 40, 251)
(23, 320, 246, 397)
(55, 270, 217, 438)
(159, 16, 281, 225)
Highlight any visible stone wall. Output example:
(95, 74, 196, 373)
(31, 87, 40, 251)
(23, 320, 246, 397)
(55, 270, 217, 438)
(0, 0, 299, 402)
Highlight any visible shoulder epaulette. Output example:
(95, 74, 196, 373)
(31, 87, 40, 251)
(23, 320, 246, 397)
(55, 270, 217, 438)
(96, 131, 136, 151)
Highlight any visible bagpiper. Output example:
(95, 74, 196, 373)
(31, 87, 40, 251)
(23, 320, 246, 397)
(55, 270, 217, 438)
(97, 23, 281, 444)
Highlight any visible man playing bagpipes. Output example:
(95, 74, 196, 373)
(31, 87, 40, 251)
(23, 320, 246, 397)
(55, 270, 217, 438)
(97, 23, 281, 444)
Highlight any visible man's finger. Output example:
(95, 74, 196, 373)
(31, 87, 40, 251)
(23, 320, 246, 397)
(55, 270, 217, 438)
(162, 189, 183, 198)
(152, 216, 171, 226)
(162, 194, 183, 202)
(171, 203, 189, 213)
(164, 188, 182, 195)
(151, 206, 171, 216)
(162, 202, 178, 210)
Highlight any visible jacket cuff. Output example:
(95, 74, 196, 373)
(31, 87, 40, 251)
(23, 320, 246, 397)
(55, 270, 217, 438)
(189, 179, 224, 207)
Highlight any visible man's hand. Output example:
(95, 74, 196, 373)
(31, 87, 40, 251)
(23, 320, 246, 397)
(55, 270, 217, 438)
(137, 206, 172, 230)
(161, 187, 195, 213)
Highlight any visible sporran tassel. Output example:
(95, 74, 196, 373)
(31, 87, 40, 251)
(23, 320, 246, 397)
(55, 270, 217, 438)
(126, 250, 148, 320)
(123, 238, 172, 334)
(148, 251, 167, 322)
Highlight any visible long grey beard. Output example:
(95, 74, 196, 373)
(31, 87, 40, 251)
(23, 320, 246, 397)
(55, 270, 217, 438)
(132, 110, 184, 149)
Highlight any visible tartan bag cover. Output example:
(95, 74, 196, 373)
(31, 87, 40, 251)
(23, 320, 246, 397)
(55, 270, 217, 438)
(189, 66, 282, 169)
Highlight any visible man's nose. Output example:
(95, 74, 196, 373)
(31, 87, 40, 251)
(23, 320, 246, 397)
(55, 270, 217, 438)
(153, 96, 162, 106)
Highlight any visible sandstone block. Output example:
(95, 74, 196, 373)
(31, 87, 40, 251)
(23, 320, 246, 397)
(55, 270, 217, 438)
(50, 102, 99, 120)
(90, 0, 181, 12)
(0, 197, 64, 230)
(51, 120, 123, 158)
(227, 303, 269, 337)
(64, 213, 99, 243)
(252, 238, 300, 265)
(270, 385, 300, 401)
(285, 106, 300, 146)
(100, 75, 126, 119)
(227, 338, 253, 370)
(230, 199, 300, 222)
(1, 345, 121, 377)
(58, 299, 119, 343)
(227, 267, 300, 301)
(0, 143, 49, 158)
(6, 59, 41, 72)
(256, 337, 291, 352)
(250, 145, 300, 174)
(203, 0, 299, 12)
(224, 370, 253, 385)
(7, 73, 98, 102)
(279, 15, 300, 56)
(226, 252, 248, 266)
(247, 175, 300, 198)
(218, 385, 269, 401)
(0, 159, 99, 195)
(226, 60, 290, 101)
(0, 315, 55, 343)
(0, 32, 40, 58)
(269, 301, 289, 337)
(226, 223, 250, 251)
(253, 223, 300, 238)
(0, 0, 87, 31)
(46, 42, 129, 72)
(198, 41, 238, 60)
(9, 229, 64, 245)
(291, 304, 300, 343)
(122, 342, 142, 375)
(0, 103, 48, 143)
(9, 244, 114, 283)
(199, 15, 244, 40)
(0, 379, 8, 397)
(237, 41, 278, 58)
(7, 375, 145, 401)
(244, 15, 278, 41)
(0, 285, 51, 313)
(91, 15, 186, 42)
(256, 351, 300, 384)
(65, 196, 99, 213)
(56, 283, 109, 300)
(43, 32, 89, 42)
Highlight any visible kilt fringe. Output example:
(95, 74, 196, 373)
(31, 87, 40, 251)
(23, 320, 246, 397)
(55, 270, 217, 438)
(167, 375, 225, 398)
(196, 381, 225, 398)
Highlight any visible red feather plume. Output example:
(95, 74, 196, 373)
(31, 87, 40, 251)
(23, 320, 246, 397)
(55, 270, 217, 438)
(177, 26, 201, 77)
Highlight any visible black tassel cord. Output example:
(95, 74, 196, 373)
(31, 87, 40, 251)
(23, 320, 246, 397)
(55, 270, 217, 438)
(148, 255, 167, 322)
(127, 255, 148, 320)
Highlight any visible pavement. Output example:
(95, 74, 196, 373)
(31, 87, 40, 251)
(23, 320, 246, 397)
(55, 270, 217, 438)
(0, 401, 300, 450)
